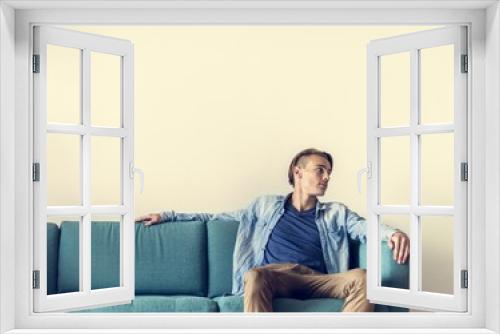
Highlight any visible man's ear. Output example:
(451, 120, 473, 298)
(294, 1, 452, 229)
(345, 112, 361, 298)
(294, 166, 302, 181)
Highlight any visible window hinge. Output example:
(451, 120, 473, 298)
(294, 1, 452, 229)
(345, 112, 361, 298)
(461, 54, 468, 73)
(461, 269, 468, 289)
(32, 55, 40, 73)
(461, 162, 468, 182)
(33, 270, 40, 289)
(33, 163, 40, 182)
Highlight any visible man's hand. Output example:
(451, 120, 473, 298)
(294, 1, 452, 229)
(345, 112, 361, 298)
(135, 213, 161, 226)
(387, 232, 410, 264)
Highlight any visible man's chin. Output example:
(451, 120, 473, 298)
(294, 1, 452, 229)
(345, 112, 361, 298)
(305, 188, 327, 197)
(316, 189, 327, 196)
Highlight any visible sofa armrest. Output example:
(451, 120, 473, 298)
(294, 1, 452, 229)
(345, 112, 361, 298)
(379, 241, 409, 290)
(352, 240, 409, 312)
(353, 240, 409, 289)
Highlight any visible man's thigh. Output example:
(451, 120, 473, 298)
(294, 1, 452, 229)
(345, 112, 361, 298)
(249, 263, 322, 298)
(305, 268, 368, 299)
(250, 265, 368, 299)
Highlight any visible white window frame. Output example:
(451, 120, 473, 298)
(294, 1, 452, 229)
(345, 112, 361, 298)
(366, 26, 468, 312)
(0, 1, 498, 333)
(32, 25, 135, 312)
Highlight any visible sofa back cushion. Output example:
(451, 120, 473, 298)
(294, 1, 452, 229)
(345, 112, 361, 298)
(348, 238, 362, 269)
(47, 223, 60, 295)
(58, 220, 208, 296)
(135, 221, 208, 296)
(58, 221, 121, 293)
(57, 222, 79, 293)
(206, 220, 239, 297)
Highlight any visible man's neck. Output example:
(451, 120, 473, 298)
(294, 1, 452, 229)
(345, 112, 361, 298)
(290, 190, 317, 212)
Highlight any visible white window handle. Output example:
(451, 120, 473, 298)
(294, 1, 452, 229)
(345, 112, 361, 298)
(357, 162, 372, 194)
(129, 162, 145, 193)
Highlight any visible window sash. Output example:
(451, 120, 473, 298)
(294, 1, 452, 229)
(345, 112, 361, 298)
(366, 26, 468, 312)
(32, 25, 135, 313)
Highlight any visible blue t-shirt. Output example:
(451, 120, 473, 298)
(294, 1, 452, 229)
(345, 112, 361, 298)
(262, 198, 326, 273)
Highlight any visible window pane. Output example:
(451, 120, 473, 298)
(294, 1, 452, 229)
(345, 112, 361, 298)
(421, 216, 454, 294)
(91, 137, 121, 205)
(380, 52, 410, 128)
(380, 215, 410, 289)
(91, 52, 121, 128)
(47, 44, 81, 124)
(420, 45, 454, 125)
(47, 216, 81, 295)
(380, 136, 410, 205)
(91, 215, 121, 290)
(47, 134, 81, 206)
(421, 133, 454, 206)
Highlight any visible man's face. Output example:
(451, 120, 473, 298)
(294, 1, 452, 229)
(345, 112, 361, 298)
(294, 155, 332, 196)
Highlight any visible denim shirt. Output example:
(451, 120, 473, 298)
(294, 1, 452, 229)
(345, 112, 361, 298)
(160, 193, 396, 296)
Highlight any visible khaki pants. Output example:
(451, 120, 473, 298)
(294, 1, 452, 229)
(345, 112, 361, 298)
(243, 263, 374, 312)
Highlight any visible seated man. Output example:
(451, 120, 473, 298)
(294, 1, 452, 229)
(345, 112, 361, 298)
(136, 148, 410, 312)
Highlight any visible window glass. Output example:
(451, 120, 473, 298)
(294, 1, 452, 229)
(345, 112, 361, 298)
(421, 216, 454, 294)
(380, 215, 410, 290)
(47, 216, 82, 295)
(421, 133, 454, 206)
(380, 136, 411, 205)
(91, 136, 122, 205)
(420, 45, 454, 125)
(47, 133, 81, 206)
(91, 215, 122, 290)
(380, 52, 411, 128)
(91, 52, 122, 128)
(47, 44, 81, 124)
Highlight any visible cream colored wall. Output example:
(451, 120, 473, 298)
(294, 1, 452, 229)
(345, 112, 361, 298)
(49, 25, 453, 298)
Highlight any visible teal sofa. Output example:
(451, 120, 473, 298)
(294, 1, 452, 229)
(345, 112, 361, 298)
(46, 220, 409, 312)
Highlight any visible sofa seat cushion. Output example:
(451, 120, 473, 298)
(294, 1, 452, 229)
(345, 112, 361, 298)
(213, 296, 406, 312)
(76, 295, 218, 312)
(214, 296, 344, 312)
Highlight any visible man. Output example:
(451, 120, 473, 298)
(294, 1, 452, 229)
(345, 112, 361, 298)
(136, 148, 410, 312)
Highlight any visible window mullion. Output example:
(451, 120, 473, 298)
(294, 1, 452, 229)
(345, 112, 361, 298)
(46, 124, 126, 137)
(374, 124, 454, 137)
(45, 205, 127, 216)
(81, 48, 91, 294)
(410, 48, 420, 294)
(374, 205, 454, 215)
(121, 51, 131, 292)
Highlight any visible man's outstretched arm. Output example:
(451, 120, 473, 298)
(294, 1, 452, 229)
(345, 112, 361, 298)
(135, 197, 259, 226)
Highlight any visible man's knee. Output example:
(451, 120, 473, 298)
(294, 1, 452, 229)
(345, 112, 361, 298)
(349, 268, 367, 289)
(244, 268, 270, 288)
